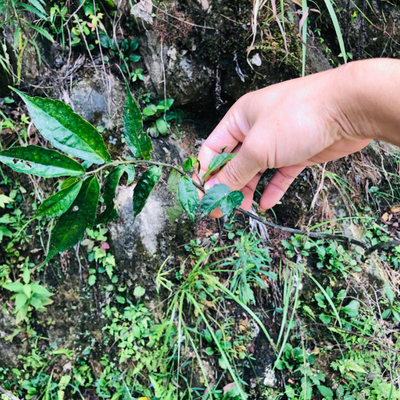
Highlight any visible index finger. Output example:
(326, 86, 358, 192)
(196, 101, 251, 184)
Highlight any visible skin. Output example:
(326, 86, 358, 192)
(196, 58, 400, 217)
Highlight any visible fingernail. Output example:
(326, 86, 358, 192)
(204, 177, 218, 190)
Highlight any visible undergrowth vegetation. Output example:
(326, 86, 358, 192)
(1, 0, 400, 399)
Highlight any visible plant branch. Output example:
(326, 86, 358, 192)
(237, 208, 368, 249)
(86, 159, 400, 256)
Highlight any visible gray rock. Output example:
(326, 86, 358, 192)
(108, 138, 194, 291)
(139, 30, 214, 106)
(131, 0, 153, 24)
(69, 71, 125, 129)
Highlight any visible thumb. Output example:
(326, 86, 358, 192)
(206, 134, 264, 191)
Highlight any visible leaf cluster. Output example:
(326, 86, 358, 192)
(0, 85, 243, 266)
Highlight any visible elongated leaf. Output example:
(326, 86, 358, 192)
(96, 165, 126, 224)
(45, 176, 100, 262)
(126, 164, 136, 185)
(124, 86, 153, 160)
(14, 293, 28, 311)
(200, 184, 230, 217)
(323, 0, 347, 63)
(27, 0, 47, 15)
(178, 176, 199, 222)
(36, 180, 82, 217)
(11, 88, 110, 164)
(203, 152, 236, 181)
(133, 166, 162, 220)
(21, 3, 47, 19)
(166, 169, 184, 223)
(60, 177, 79, 190)
(0, 146, 85, 177)
(28, 24, 55, 43)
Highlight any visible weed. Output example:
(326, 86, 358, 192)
(3, 266, 53, 323)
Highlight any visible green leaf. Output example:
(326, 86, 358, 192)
(123, 86, 153, 160)
(319, 313, 331, 324)
(60, 177, 79, 190)
(14, 293, 28, 311)
(318, 385, 334, 400)
(11, 88, 110, 164)
(21, 3, 47, 19)
(166, 169, 183, 223)
(134, 286, 145, 298)
(0, 146, 85, 178)
(126, 165, 135, 185)
(36, 180, 83, 217)
(178, 176, 199, 222)
(200, 184, 230, 217)
(88, 275, 96, 286)
(96, 166, 126, 224)
(382, 309, 391, 319)
(30, 282, 53, 298)
(29, 24, 55, 43)
(205, 347, 214, 356)
(155, 118, 169, 135)
(385, 283, 394, 305)
(199, 184, 242, 218)
(133, 166, 162, 220)
(3, 282, 24, 292)
(157, 98, 174, 111)
(15, 304, 29, 323)
(143, 104, 157, 116)
(218, 357, 229, 370)
(202, 151, 236, 181)
(183, 157, 199, 172)
(219, 190, 244, 218)
(0, 194, 13, 208)
(342, 300, 359, 318)
(45, 176, 100, 262)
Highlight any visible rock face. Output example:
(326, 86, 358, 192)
(69, 71, 125, 129)
(140, 29, 214, 106)
(108, 138, 194, 290)
(131, 0, 400, 109)
(131, 0, 335, 108)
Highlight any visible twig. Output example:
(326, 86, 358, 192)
(365, 240, 400, 256)
(237, 207, 368, 249)
(0, 386, 21, 400)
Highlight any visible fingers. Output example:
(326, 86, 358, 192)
(196, 96, 251, 184)
(208, 124, 265, 190)
(259, 164, 306, 210)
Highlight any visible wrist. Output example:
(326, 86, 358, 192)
(334, 59, 400, 144)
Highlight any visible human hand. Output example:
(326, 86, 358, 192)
(196, 63, 375, 217)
